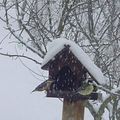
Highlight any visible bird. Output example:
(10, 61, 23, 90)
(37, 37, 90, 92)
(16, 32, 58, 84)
(32, 79, 54, 92)
(75, 80, 95, 96)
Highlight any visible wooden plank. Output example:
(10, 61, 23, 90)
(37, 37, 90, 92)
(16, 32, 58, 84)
(62, 99, 85, 120)
(47, 91, 99, 101)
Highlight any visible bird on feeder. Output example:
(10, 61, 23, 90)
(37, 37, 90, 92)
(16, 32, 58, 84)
(32, 79, 54, 92)
(75, 80, 97, 96)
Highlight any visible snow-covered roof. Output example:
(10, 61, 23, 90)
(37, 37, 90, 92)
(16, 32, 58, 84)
(41, 38, 106, 85)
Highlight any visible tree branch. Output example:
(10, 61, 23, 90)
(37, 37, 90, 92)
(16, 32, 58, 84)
(0, 52, 42, 65)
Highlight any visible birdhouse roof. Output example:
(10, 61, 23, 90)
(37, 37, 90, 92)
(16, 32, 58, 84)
(41, 38, 106, 85)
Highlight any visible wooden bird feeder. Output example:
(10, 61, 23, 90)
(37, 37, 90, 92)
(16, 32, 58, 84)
(41, 39, 104, 102)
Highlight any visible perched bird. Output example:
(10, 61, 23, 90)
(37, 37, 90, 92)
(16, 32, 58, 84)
(75, 80, 95, 96)
(32, 79, 54, 92)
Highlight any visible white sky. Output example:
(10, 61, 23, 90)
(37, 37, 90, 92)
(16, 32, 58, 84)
(0, 55, 64, 120)
(0, 14, 93, 120)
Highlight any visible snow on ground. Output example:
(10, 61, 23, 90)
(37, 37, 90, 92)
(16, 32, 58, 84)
(42, 38, 106, 85)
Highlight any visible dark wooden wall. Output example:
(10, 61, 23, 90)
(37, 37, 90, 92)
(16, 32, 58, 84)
(49, 47, 87, 91)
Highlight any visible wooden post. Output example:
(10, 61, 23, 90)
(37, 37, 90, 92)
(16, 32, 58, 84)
(62, 99, 85, 120)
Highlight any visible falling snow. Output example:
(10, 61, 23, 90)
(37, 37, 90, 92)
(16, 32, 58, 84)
(42, 38, 106, 85)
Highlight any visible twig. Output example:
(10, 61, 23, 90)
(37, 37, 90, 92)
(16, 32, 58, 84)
(0, 32, 10, 45)
(0, 52, 42, 65)
(19, 57, 48, 79)
(14, 46, 48, 80)
(97, 84, 120, 97)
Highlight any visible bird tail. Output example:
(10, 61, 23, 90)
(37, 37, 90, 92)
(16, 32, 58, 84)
(31, 89, 36, 93)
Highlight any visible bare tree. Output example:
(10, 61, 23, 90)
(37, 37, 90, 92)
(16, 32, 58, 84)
(0, 0, 120, 119)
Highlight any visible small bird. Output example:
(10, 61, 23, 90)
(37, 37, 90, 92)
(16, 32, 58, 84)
(32, 79, 54, 92)
(76, 80, 95, 96)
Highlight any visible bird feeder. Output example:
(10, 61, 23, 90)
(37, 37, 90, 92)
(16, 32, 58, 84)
(41, 38, 104, 101)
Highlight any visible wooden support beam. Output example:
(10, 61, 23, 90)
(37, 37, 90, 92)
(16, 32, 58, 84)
(62, 99, 85, 120)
